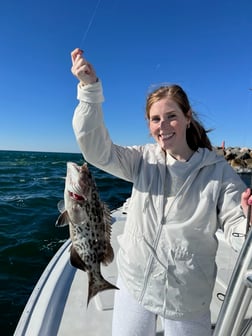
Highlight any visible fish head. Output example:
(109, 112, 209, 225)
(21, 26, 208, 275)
(66, 162, 93, 198)
(64, 162, 93, 223)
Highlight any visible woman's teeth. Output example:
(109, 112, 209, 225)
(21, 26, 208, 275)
(161, 133, 174, 140)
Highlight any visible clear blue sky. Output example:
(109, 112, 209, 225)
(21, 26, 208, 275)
(1, 0, 252, 153)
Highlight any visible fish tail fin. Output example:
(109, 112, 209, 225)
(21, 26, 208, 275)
(87, 272, 119, 306)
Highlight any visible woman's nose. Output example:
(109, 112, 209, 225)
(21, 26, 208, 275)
(160, 119, 169, 130)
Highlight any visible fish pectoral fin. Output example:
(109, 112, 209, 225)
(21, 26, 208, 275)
(55, 211, 70, 227)
(57, 199, 65, 213)
(102, 242, 114, 266)
(70, 246, 88, 272)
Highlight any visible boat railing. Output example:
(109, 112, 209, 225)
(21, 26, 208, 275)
(213, 227, 252, 336)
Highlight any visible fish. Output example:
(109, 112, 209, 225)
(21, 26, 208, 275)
(56, 162, 118, 306)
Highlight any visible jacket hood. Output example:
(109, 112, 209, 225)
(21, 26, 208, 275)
(154, 144, 226, 171)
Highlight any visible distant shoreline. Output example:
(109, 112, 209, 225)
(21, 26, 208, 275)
(214, 146, 252, 173)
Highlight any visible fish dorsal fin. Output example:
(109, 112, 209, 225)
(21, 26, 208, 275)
(103, 203, 112, 240)
(101, 203, 114, 266)
(55, 211, 70, 227)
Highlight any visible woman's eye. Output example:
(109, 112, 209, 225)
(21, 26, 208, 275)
(150, 117, 160, 122)
(168, 114, 176, 119)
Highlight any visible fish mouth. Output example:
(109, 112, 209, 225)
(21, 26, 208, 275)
(66, 162, 89, 200)
(69, 191, 85, 201)
(67, 161, 80, 172)
(66, 162, 84, 198)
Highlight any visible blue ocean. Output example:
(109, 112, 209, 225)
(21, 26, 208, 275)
(0, 150, 132, 335)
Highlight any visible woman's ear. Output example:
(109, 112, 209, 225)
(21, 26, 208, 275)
(186, 108, 192, 126)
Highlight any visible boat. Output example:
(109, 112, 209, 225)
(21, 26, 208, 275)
(14, 199, 252, 336)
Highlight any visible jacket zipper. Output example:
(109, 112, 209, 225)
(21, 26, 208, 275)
(138, 221, 164, 303)
(139, 161, 167, 303)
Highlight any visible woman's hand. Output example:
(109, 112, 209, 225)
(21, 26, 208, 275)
(71, 48, 97, 85)
(241, 188, 252, 226)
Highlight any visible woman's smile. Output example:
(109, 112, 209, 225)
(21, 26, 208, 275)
(159, 132, 175, 140)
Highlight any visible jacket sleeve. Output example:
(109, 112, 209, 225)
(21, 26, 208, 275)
(72, 81, 141, 182)
(217, 164, 247, 251)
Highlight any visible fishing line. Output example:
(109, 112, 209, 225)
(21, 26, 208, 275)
(79, 0, 101, 47)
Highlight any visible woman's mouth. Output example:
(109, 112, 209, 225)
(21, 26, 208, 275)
(160, 133, 175, 140)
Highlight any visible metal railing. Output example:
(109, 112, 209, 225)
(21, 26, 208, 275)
(213, 226, 252, 335)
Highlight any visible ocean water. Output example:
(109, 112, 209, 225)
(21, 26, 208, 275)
(0, 150, 132, 336)
(1, 150, 251, 335)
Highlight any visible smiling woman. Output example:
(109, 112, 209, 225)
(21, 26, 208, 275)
(146, 84, 212, 161)
(70, 49, 252, 336)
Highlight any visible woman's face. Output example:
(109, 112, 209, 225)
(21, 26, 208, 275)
(149, 97, 192, 159)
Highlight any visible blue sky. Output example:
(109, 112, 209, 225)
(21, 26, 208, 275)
(1, 0, 252, 153)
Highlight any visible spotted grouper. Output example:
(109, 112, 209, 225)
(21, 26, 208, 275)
(56, 162, 118, 305)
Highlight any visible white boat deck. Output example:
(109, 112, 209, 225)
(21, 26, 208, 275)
(14, 204, 252, 336)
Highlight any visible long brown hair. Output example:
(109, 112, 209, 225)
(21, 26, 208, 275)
(145, 84, 212, 151)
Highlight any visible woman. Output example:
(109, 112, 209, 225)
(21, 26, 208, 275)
(70, 48, 252, 336)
